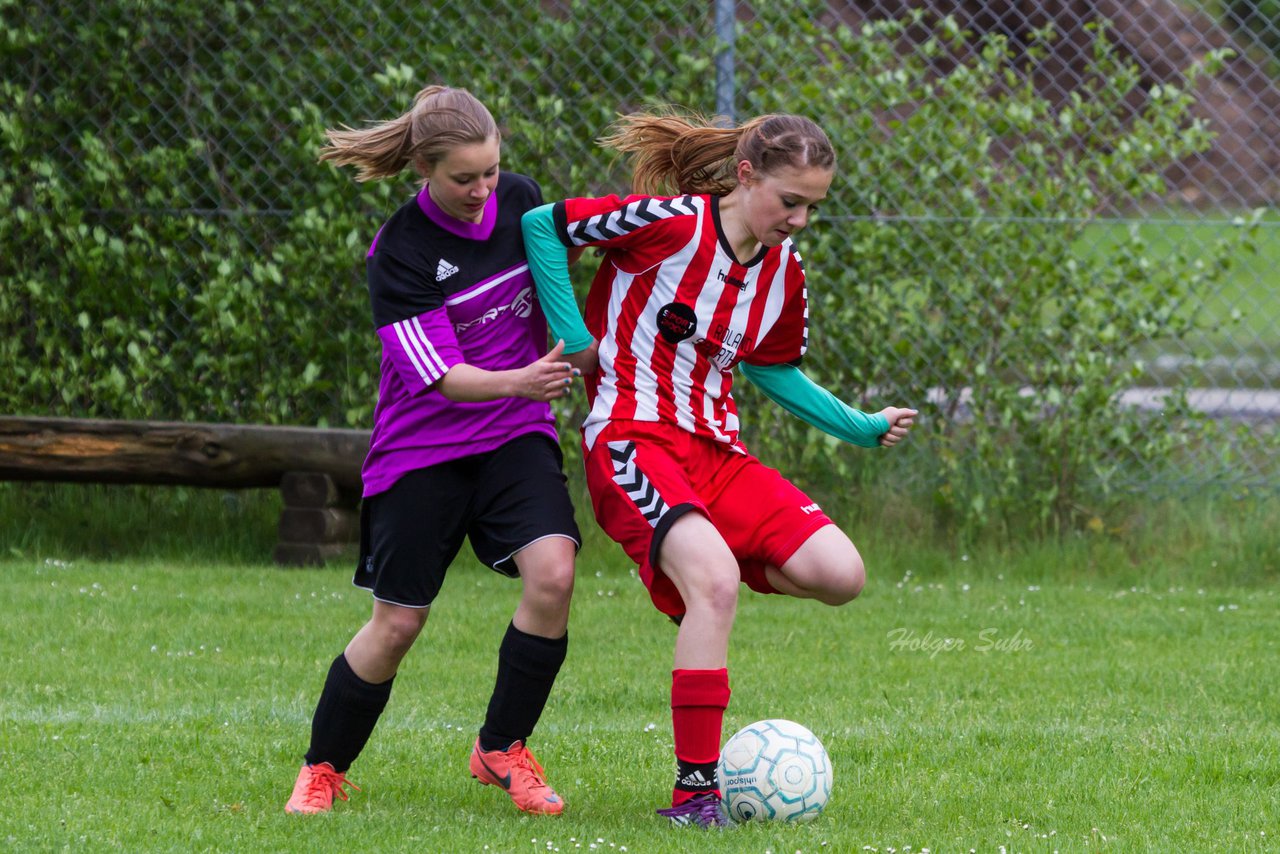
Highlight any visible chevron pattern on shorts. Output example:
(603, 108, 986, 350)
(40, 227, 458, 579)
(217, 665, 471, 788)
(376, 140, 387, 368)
(607, 440, 668, 527)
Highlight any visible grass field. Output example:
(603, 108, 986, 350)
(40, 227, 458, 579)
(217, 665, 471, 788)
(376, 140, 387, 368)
(1075, 212, 1280, 389)
(2, 484, 1277, 852)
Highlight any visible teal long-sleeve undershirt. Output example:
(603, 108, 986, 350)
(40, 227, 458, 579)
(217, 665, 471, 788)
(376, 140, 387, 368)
(522, 203, 888, 447)
(739, 362, 890, 448)
(522, 203, 593, 353)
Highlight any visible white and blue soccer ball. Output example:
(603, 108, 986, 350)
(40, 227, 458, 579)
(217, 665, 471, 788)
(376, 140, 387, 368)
(717, 718, 833, 822)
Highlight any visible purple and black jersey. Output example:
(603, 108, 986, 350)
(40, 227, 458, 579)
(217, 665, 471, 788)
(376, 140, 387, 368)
(361, 172, 557, 497)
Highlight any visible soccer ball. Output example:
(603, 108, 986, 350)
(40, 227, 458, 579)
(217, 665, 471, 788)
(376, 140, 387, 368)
(717, 718, 833, 822)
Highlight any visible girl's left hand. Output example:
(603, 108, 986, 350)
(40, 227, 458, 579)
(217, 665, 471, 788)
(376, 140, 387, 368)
(877, 407, 918, 447)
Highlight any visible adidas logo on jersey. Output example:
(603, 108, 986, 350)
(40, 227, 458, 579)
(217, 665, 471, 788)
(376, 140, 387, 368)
(436, 259, 459, 281)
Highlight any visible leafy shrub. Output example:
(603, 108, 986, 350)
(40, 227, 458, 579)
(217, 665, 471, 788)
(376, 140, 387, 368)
(0, 2, 1255, 534)
(728, 9, 1257, 534)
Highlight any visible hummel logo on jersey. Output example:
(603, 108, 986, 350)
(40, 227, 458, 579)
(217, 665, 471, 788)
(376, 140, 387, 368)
(436, 259, 459, 281)
(678, 770, 713, 788)
(716, 268, 747, 290)
(801, 502, 822, 515)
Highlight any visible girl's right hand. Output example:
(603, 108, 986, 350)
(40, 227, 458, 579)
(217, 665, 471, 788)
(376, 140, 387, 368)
(517, 339, 580, 401)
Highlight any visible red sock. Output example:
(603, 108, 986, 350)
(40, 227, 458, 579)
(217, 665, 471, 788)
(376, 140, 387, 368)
(671, 668, 730, 805)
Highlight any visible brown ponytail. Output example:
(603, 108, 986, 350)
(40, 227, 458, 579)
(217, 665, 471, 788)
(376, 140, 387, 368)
(599, 109, 835, 195)
(319, 85, 499, 182)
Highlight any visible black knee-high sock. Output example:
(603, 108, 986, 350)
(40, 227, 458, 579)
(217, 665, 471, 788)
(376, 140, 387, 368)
(478, 623, 568, 751)
(304, 653, 394, 773)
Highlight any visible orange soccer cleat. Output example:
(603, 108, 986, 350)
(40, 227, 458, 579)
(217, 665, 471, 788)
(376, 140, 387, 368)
(285, 762, 359, 814)
(469, 738, 565, 815)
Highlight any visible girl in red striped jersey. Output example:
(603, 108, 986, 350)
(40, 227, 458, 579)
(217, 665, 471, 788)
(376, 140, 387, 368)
(523, 110, 917, 826)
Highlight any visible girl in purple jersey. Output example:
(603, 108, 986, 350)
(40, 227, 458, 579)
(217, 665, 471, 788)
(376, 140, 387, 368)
(284, 85, 583, 817)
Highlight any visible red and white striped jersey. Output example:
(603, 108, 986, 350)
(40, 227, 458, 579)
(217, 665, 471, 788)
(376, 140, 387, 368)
(552, 193, 809, 451)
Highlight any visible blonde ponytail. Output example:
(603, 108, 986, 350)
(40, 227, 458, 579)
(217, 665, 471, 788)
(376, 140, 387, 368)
(319, 85, 499, 182)
(600, 109, 835, 195)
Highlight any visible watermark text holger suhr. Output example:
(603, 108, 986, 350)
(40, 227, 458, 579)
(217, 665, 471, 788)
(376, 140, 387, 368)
(887, 627, 1033, 659)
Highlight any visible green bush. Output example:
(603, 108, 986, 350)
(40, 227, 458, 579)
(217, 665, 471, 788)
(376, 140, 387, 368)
(0, 0, 709, 427)
(1, 3, 1256, 534)
(729, 9, 1257, 534)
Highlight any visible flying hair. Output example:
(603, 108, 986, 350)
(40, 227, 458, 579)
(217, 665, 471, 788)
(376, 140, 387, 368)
(598, 108, 835, 196)
(318, 85, 499, 182)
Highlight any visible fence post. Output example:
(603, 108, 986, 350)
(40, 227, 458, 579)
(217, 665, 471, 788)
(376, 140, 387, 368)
(715, 0, 736, 122)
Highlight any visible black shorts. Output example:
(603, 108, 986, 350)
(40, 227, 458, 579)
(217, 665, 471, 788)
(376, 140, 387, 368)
(354, 432, 581, 608)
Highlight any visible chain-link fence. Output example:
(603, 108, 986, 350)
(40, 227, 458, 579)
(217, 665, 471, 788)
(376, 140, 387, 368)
(3, 0, 1277, 506)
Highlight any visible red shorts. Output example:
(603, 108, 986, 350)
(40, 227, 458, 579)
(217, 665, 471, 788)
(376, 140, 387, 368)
(584, 420, 833, 617)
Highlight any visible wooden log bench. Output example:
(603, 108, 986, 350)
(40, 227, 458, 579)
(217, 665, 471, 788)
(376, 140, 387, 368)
(0, 416, 369, 567)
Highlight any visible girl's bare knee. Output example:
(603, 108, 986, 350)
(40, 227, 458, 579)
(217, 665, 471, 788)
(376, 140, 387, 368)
(838, 556, 866, 603)
(377, 609, 427, 656)
(677, 563, 739, 623)
(527, 560, 575, 604)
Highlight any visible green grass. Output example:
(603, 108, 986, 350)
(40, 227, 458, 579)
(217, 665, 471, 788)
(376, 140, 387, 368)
(2, 485, 1278, 852)
(1076, 212, 1279, 340)
(1074, 211, 1280, 388)
(0, 483, 283, 564)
